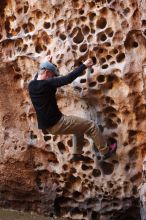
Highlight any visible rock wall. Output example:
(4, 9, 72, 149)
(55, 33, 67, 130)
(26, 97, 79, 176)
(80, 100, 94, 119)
(139, 156, 146, 220)
(0, 0, 146, 219)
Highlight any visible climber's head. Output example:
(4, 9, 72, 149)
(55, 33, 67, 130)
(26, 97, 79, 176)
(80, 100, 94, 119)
(38, 61, 59, 80)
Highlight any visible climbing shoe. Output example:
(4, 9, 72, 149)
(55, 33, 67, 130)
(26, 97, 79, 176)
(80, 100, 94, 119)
(102, 142, 117, 160)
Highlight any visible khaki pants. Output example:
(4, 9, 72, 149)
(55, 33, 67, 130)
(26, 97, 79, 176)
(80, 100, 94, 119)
(46, 115, 108, 155)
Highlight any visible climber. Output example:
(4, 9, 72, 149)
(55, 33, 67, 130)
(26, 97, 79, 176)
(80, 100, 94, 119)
(28, 56, 117, 161)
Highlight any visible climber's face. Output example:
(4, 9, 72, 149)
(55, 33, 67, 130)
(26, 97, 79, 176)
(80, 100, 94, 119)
(45, 70, 55, 79)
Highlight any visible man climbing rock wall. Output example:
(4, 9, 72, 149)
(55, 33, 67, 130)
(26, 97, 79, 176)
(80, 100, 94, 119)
(0, 0, 146, 219)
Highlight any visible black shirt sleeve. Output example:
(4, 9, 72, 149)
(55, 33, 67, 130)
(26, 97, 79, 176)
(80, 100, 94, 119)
(46, 64, 87, 88)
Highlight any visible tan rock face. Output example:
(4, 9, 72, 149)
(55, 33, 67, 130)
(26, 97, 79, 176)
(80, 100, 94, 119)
(0, 0, 146, 219)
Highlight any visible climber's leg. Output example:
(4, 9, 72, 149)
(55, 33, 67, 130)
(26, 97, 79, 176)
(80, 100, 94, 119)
(46, 114, 109, 155)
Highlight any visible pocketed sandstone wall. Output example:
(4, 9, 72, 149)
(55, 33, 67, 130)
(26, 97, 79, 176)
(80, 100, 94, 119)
(0, 0, 146, 219)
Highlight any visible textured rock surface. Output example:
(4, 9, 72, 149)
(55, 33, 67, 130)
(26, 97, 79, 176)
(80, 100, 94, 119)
(139, 157, 146, 220)
(0, 0, 146, 219)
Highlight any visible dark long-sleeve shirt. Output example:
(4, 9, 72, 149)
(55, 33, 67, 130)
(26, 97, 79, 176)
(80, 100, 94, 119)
(28, 64, 86, 129)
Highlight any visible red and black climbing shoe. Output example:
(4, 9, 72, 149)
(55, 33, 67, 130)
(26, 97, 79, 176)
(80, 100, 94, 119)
(102, 142, 117, 160)
(93, 139, 117, 161)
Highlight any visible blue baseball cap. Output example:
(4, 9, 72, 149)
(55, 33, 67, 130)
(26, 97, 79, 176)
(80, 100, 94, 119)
(40, 61, 59, 76)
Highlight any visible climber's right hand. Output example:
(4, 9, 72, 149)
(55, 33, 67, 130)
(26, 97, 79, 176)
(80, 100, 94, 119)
(83, 58, 94, 68)
(46, 55, 52, 62)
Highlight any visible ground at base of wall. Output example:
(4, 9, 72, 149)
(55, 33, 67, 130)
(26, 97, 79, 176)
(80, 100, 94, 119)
(0, 208, 65, 220)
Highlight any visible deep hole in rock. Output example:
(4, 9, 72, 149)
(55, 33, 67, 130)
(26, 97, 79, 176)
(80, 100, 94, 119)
(43, 22, 51, 29)
(45, 144, 51, 150)
(79, 9, 84, 15)
(72, 44, 78, 50)
(70, 167, 76, 174)
(98, 124, 104, 132)
(66, 139, 72, 147)
(80, 43, 87, 52)
(22, 44, 28, 52)
(110, 61, 116, 65)
(122, 7, 130, 16)
(81, 164, 92, 171)
(35, 44, 43, 53)
(142, 19, 146, 26)
(92, 169, 101, 177)
(14, 145, 17, 150)
(48, 152, 58, 163)
(107, 181, 113, 188)
(104, 106, 117, 113)
(99, 161, 114, 175)
(106, 54, 112, 60)
(104, 42, 111, 47)
(132, 185, 138, 195)
(68, 174, 81, 183)
(98, 48, 104, 53)
(96, 17, 107, 29)
(73, 28, 84, 44)
(89, 12, 96, 20)
(59, 33, 66, 41)
(24, 5, 29, 13)
(112, 48, 118, 54)
(100, 33, 107, 41)
(100, 57, 106, 64)
(106, 114, 117, 121)
(35, 174, 42, 188)
(44, 135, 51, 141)
(106, 118, 118, 129)
(89, 81, 97, 87)
(97, 74, 105, 83)
(5, 19, 10, 32)
(17, 8, 23, 14)
(58, 142, 66, 153)
(102, 64, 108, 69)
(107, 0, 113, 3)
(80, 16, 87, 23)
(132, 41, 138, 48)
(92, 56, 97, 64)
(87, 67, 94, 73)
(80, 78, 86, 83)
(82, 25, 90, 35)
(62, 164, 68, 171)
(105, 96, 112, 103)
(14, 74, 22, 81)
(128, 147, 138, 160)
(91, 28, 96, 34)
(35, 10, 42, 19)
(74, 86, 82, 92)
(116, 53, 125, 62)
(30, 131, 37, 139)
(73, 191, 82, 199)
(108, 74, 118, 82)
(125, 164, 130, 171)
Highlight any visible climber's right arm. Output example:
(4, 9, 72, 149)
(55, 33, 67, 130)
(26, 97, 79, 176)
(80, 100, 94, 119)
(46, 58, 93, 88)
